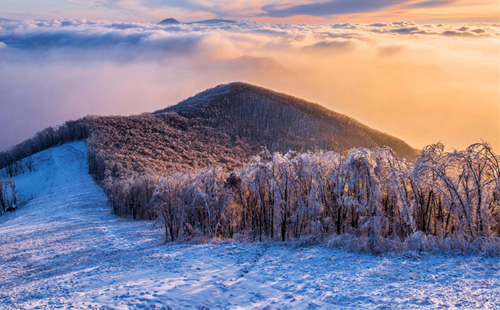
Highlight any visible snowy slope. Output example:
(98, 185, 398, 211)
(1, 142, 499, 309)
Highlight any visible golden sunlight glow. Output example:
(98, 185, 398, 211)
(201, 24, 500, 152)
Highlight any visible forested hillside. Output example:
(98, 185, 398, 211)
(83, 83, 419, 220)
(157, 82, 417, 159)
(87, 82, 417, 184)
(86, 113, 257, 177)
(1, 82, 416, 180)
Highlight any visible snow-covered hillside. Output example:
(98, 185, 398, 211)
(0, 142, 499, 309)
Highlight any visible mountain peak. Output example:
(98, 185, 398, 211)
(155, 82, 417, 159)
(158, 18, 180, 25)
(154, 82, 253, 114)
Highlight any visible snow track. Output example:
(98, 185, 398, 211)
(1, 142, 499, 309)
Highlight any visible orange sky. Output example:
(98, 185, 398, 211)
(1, 0, 499, 23)
(331, 0, 500, 23)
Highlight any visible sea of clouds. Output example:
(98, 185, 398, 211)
(0, 18, 498, 152)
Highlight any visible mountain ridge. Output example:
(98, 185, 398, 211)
(1, 82, 416, 181)
(156, 82, 417, 159)
(158, 18, 237, 25)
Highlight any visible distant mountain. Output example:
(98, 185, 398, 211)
(0, 18, 17, 22)
(188, 19, 237, 25)
(158, 18, 236, 25)
(158, 18, 180, 25)
(222, 56, 293, 77)
(210, 55, 309, 93)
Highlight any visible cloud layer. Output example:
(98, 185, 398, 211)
(0, 18, 496, 52)
(261, 0, 398, 17)
(0, 19, 498, 153)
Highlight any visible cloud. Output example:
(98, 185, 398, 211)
(391, 21, 416, 26)
(331, 23, 357, 29)
(407, 0, 454, 8)
(261, 0, 401, 18)
(0, 19, 495, 63)
(441, 28, 490, 37)
(0, 19, 204, 58)
(471, 28, 486, 34)
(390, 26, 422, 34)
(441, 30, 473, 36)
(80, 0, 263, 21)
(370, 23, 389, 27)
(307, 39, 356, 51)
(378, 44, 405, 56)
(367, 22, 493, 37)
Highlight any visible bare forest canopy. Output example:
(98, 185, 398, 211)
(156, 82, 418, 159)
(0, 82, 498, 253)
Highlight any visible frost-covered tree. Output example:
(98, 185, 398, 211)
(150, 142, 499, 251)
(0, 180, 17, 214)
(151, 173, 191, 241)
(414, 142, 500, 240)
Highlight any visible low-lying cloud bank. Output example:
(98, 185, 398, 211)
(0, 19, 498, 152)
(0, 19, 496, 51)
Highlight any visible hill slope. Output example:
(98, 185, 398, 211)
(156, 82, 417, 158)
(1, 82, 416, 180)
(89, 82, 417, 179)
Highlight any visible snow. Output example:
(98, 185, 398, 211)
(1, 142, 499, 309)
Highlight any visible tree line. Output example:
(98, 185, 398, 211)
(95, 141, 499, 252)
(0, 119, 89, 178)
(0, 119, 89, 215)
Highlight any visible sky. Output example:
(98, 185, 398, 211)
(0, 1, 499, 153)
(1, 0, 499, 23)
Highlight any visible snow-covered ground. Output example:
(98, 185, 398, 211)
(1, 142, 499, 309)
